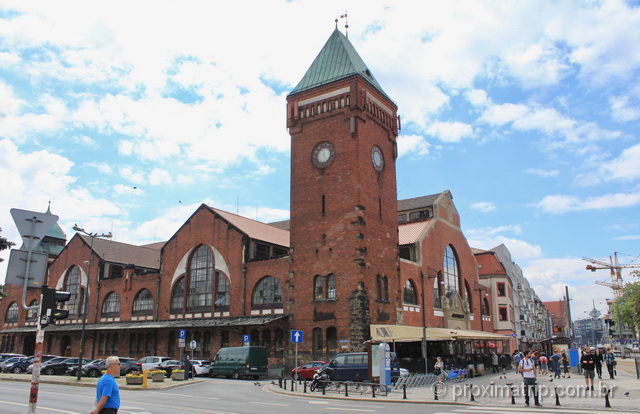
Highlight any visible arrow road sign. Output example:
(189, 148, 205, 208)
(291, 330, 304, 343)
(5, 250, 48, 288)
(10, 208, 59, 252)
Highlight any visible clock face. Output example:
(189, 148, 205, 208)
(371, 145, 384, 172)
(312, 141, 336, 169)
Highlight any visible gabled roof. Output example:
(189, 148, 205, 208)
(141, 241, 166, 250)
(289, 29, 391, 101)
(208, 206, 290, 248)
(398, 193, 442, 212)
(78, 234, 161, 269)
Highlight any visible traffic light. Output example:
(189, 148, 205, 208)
(40, 286, 71, 327)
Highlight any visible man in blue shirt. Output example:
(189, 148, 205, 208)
(91, 356, 121, 414)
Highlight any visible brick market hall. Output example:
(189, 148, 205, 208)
(1, 28, 554, 374)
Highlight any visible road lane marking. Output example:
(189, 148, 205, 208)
(309, 401, 330, 404)
(324, 408, 375, 412)
(0, 399, 83, 414)
(145, 391, 220, 400)
(249, 401, 288, 406)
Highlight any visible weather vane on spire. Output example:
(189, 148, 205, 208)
(340, 11, 349, 37)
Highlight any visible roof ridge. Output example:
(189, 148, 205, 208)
(79, 234, 160, 251)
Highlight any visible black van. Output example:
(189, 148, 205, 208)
(325, 352, 400, 383)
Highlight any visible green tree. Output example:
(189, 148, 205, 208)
(0, 226, 16, 298)
(616, 270, 640, 335)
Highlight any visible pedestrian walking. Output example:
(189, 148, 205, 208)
(561, 351, 570, 378)
(491, 351, 499, 374)
(434, 356, 445, 382)
(550, 349, 562, 379)
(539, 353, 548, 375)
(580, 347, 596, 391)
(518, 351, 541, 407)
(498, 353, 509, 378)
(603, 347, 616, 379)
(90, 356, 120, 414)
(594, 348, 603, 379)
(513, 350, 523, 374)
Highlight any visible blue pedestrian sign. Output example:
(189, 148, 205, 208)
(179, 329, 186, 339)
(242, 334, 251, 344)
(511, 332, 517, 338)
(291, 330, 304, 343)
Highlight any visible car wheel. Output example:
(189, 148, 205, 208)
(45, 368, 54, 375)
(233, 371, 240, 380)
(89, 369, 100, 377)
(13, 367, 22, 374)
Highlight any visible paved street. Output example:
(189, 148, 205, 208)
(0, 377, 633, 414)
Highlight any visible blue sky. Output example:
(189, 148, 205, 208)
(1, 1, 639, 319)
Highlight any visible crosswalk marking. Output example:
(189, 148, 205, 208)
(0, 399, 83, 414)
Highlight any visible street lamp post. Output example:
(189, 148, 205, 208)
(72, 224, 111, 381)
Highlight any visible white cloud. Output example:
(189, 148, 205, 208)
(613, 234, 640, 241)
(0, 80, 24, 116)
(176, 174, 195, 185)
(466, 224, 541, 262)
(600, 143, 640, 182)
(501, 41, 570, 87)
(525, 168, 559, 178)
(479, 103, 529, 126)
(148, 168, 172, 186)
(537, 190, 640, 214)
(470, 201, 496, 213)
(397, 134, 431, 158)
(72, 134, 99, 148)
(465, 89, 490, 107)
(426, 121, 474, 143)
(119, 166, 145, 185)
(113, 184, 142, 195)
(85, 162, 113, 175)
(610, 95, 640, 122)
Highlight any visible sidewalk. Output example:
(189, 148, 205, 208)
(269, 359, 640, 412)
(0, 373, 202, 390)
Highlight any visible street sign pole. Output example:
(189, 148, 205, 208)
(27, 288, 47, 414)
(295, 342, 298, 373)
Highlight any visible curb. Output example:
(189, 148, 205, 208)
(0, 376, 203, 391)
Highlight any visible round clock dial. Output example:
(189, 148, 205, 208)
(312, 141, 336, 169)
(371, 145, 384, 172)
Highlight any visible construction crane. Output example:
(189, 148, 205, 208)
(583, 252, 640, 299)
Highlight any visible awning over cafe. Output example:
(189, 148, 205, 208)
(370, 324, 512, 343)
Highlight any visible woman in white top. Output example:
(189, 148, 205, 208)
(434, 357, 445, 382)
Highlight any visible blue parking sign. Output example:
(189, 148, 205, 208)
(291, 330, 304, 343)
(179, 329, 186, 339)
(242, 334, 251, 344)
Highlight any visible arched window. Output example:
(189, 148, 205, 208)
(376, 275, 383, 300)
(383, 276, 389, 301)
(312, 327, 323, 355)
(214, 272, 230, 309)
(170, 277, 185, 313)
(188, 245, 213, 310)
(26, 300, 38, 321)
(252, 276, 282, 308)
(102, 292, 120, 316)
(434, 273, 443, 309)
(482, 297, 490, 316)
(132, 289, 154, 315)
(326, 327, 337, 352)
(465, 281, 473, 310)
(327, 274, 336, 300)
(443, 245, 460, 295)
(403, 280, 418, 305)
(5, 302, 18, 323)
(63, 266, 81, 315)
(314, 275, 325, 300)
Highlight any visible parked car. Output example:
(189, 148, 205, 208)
(290, 361, 327, 380)
(27, 357, 68, 374)
(191, 360, 211, 376)
(0, 355, 26, 372)
(3, 357, 33, 374)
(157, 359, 183, 377)
(66, 359, 104, 377)
(324, 352, 401, 383)
(209, 346, 268, 380)
(0, 353, 25, 365)
(138, 356, 171, 371)
(74, 357, 141, 377)
(41, 358, 91, 375)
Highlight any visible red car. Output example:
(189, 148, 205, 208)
(290, 361, 327, 380)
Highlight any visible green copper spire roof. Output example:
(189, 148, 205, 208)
(290, 29, 391, 101)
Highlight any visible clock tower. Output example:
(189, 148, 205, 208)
(286, 29, 400, 354)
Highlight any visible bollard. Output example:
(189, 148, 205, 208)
(142, 369, 149, 388)
(509, 385, 516, 405)
(303, 379, 307, 393)
(371, 384, 376, 398)
(278, 377, 282, 389)
(403, 383, 407, 400)
(283, 378, 287, 389)
(345, 383, 349, 397)
(322, 383, 326, 395)
(434, 383, 438, 401)
(468, 385, 475, 402)
(604, 388, 611, 408)
(291, 378, 294, 391)
(554, 387, 560, 406)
